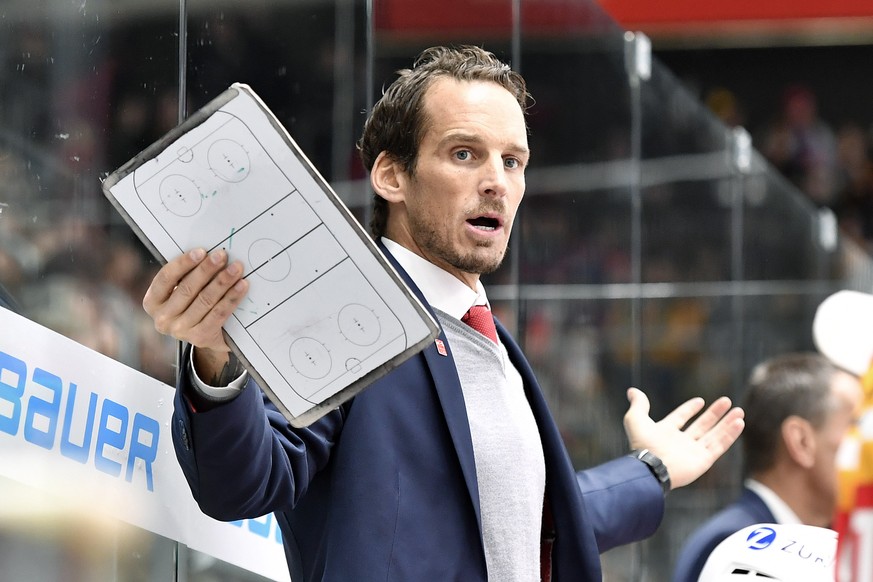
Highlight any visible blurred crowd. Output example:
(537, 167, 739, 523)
(706, 82, 873, 256)
(0, 12, 346, 387)
(0, 23, 180, 385)
(2, 14, 872, 396)
(2, 12, 871, 582)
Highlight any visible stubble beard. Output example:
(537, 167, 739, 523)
(410, 215, 508, 276)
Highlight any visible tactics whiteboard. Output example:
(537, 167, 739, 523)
(102, 83, 438, 427)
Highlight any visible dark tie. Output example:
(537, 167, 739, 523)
(461, 304, 498, 344)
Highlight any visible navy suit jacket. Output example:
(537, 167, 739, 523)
(172, 247, 665, 581)
(672, 487, 776, 582)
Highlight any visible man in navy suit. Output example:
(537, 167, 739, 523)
(672, 352, 862, 582)
(144, 45, 745, 581)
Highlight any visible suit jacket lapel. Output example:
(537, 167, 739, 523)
(422, 337, 482, 525)
(496, 317, 600, 577)
(495, 318, 568, 485)
(376, 242, 599, 576)
(376, 241, 483, 530)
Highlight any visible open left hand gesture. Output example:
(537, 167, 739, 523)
(623, 387, 745, 490)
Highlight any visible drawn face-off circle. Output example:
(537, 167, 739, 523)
(289, 337, 331, 380)
(159, 174, 202, 217)
(208, 139, 251, 182)
(248, 239, 291, 282)
(338, 304, 381, 346)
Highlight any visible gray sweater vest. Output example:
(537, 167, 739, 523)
(435, 309, 545, 582)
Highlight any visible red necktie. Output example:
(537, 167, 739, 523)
(461, 304, 498, 344)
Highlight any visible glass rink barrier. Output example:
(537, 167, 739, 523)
(1, 0, 871, 579)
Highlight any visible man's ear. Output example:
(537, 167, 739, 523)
(370, 151, 407, 204)
(782, 416, 817, 469)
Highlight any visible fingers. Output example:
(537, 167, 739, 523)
(699, 407, 745, 456)
(623, 387, 651, 433)
(625, 387, 650, 414)
(656, 394, 743, 446)
(143, 248, 207, 313)
(660, 396, 705, 431)
(173, 251, 245, 327)
(682, 396, 733, 438)
(143, 248, 249, 349)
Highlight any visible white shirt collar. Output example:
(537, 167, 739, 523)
(744, 478, 803, 525)
(381, 237, 488, 320)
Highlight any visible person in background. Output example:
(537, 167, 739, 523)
(760, 84, 838, 208)
(672, 352, 862, 582)
(813, 289, 873, 582)
(143, 45, 744, 581)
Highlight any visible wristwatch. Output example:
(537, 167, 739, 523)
(631, 449, 671, 496)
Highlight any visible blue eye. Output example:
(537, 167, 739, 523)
(504, 158, 518, 169)
(455, 150, 470, 161)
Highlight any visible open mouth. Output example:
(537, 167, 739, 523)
(467, 216, 501, 232)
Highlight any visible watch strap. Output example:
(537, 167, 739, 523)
(631, 448, 671, 496)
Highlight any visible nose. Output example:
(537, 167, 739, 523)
(480, 156, 508, 198)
